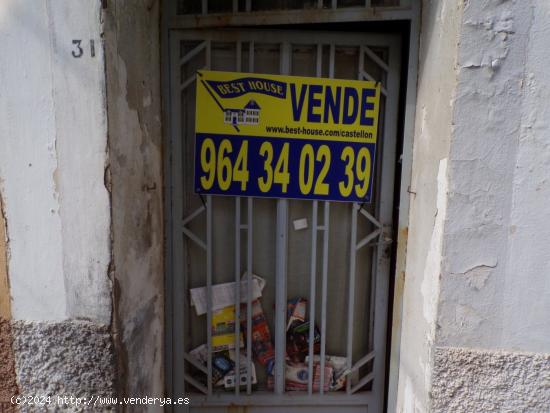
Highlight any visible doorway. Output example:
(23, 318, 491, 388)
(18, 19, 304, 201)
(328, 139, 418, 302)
(167, 28, 401, 412)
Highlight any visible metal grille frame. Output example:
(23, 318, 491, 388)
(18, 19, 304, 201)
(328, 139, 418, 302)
(162, 3, 421, 413)
(168, 29, 400, 412)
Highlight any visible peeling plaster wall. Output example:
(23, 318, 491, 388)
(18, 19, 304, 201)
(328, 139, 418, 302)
(103, 0, 164, 400)
(438, 0, 550, 354)
(399, 0, 550, 411)
(0, 0, 115, 399)
(431, 0, 550, 408)
(396, 1, 461, 411)
(438, 0, 543, 352)
(0, 0, 111, 324)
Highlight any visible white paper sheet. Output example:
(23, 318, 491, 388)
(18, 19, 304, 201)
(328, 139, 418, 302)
(190, 273, 266, 316)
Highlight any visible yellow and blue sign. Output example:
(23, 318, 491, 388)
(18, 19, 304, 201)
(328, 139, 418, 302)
(194, 70, 381, 203)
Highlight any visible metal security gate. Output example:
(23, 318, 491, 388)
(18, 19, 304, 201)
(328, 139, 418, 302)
(168, 29, 401, 412)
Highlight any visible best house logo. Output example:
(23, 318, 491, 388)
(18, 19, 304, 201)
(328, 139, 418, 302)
(198, 72, 285, 131)
(223, 100, 261, 126)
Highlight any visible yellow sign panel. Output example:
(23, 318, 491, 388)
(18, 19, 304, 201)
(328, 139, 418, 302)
(195, 70, 381, 202)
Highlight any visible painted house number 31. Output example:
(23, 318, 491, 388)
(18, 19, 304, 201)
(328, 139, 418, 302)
(71, 39, 96, 58)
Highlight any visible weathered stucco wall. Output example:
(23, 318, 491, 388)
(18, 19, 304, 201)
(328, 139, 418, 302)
(399, 0, 550, 411)
(431, 0, 550, 410)
(432, 347, 550, 412)
(0, 0, 115, 398)
(396, 1, 462, 411)
(104, 0, 164, 400)
(0, 0, 111, 324)
(438, 0, 544, 352)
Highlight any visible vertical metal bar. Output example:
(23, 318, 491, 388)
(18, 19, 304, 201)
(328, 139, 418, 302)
(204, 41, 213, 397)
(318, 0, 323, 9)
(233, 0, 239, 13)
(309, 44, 324, 395)
(316, 44, 323, 77)
(274, 199, 288, 395)
(307, 201, 318, 394)
(370, 38, 402, 413)
(246, 42, 254, 396)
(246, 0, 252, 12)
(319, 202, 330, 394)
(234, 43, 242, 396)
(169, 32, 186, 401)
(235, 198, 241, 396)
(274, 42, 291, 395)
(165, 28, 175, 408)
(358, 46, 365, 81)
(236, 42, 242, 72)
(332, 0, 337, 9)
(346, 203, 358, 394)
(388, 3, 421, 410)
(249, 41, 254, 72)
(319, 45, 332, 395)
(369, 239, 378, 350)
(329, 44, 335, 79)
(246, 197, 253, 395)
(201, 0, 207, 15)
(206, 195, 213, 395)
(206, 40, 211, 70)
(365, 0, 372, 8)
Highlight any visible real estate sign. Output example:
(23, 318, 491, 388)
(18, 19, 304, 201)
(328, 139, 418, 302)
(194, 70, 381, 203)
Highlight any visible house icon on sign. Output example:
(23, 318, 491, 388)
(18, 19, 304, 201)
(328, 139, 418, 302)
(224, 100, 261, 126)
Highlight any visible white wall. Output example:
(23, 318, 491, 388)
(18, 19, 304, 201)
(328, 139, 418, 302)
(0, 0, 111, 324)
(399, 0, 550, 411)
(396, 0, 462, 410)
(437, 0, 550, 355)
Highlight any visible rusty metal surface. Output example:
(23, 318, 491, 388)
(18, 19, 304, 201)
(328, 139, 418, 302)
(169, 7, 413, 29)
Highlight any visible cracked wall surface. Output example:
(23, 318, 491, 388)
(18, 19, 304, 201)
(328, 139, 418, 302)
(438, 0, 550, 354)
(0, 0, 112, 324)
(432, 347, 550, 413)
(0, 0, 115, 399)
(104, 0, 164, 401)
(396, 0, 461, 411)
(438, 0, 540, 351)
(11, 320, 116, 400)
(0, 0, 163, 402)
(399, 0, 550, 411)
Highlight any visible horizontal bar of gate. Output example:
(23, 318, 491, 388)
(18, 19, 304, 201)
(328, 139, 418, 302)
(169, 7, 414, 30)
(178, 29, 401, 50)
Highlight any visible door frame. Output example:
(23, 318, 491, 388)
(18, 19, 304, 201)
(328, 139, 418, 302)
(161, 3, 422, 412)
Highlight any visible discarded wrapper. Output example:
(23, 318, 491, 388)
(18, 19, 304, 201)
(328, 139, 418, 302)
(189, 343, 208, 366)
(287, 297, 307, 331)
(331, 367, 351, 391)
(190, 344, 236, 385)
(212, 354, 234, 385)
(190, 274, 266, 316)
(285, 362, 332, 392)
(212, 305, 244, 352)
(240, 299, 275, 370)
(286, 320, 321, 362)
(223, 363, 257, 389)
(306, 355, 349, 391)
